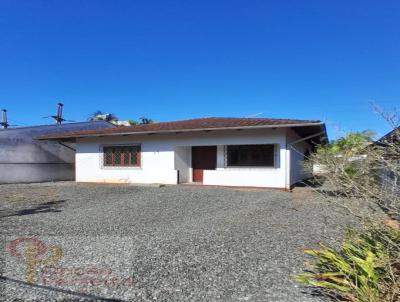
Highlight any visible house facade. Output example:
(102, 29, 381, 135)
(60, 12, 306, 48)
(39, 117, 327, 189)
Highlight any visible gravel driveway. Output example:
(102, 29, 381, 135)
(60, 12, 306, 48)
(0, 182, 356, 302)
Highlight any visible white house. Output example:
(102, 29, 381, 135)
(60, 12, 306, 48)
(38, 117, 327, 190)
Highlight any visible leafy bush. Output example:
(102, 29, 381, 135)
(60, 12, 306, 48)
(295, 225, 400, 302)
(297, 109, 400, 301)
(306, 127, 399, 219)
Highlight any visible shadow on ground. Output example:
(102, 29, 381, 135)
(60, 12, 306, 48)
(0, 276, 125, 302)
(0, 200, 66, 218)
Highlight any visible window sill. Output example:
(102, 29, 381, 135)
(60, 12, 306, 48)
(101, 166, 142, 170)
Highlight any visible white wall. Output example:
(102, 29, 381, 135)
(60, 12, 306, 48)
(174, 146, 191, 183)
(287, 129, 312, 185)
(76, 138, 178, 184)
(204, 144, 287, 188)
(75, 128, 289, 188)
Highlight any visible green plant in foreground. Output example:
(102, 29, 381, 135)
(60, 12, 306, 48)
(295, 226, 400, 302)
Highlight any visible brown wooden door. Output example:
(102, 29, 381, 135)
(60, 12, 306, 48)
(192, 146, 217, 183)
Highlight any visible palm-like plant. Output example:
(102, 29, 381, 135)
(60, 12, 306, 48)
(295, 226, 400, 302)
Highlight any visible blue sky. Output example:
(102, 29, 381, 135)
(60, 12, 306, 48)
(0, 0, 399, 139)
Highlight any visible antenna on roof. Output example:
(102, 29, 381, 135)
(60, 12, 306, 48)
(43, 102, 74, 124)
(1, 109, 9, 129)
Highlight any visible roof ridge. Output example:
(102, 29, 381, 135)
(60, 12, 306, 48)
(201, 116, 321, 121)
(135, 116, 321, 124)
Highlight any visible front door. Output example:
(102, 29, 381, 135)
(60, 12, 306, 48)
(192, 146, 217, 183)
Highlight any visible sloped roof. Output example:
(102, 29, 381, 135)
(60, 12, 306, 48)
(0, 120, 115, 138)
(0, 121, 116, 163)
(376, 127, 400, 144)
(37, 117, 325, 141)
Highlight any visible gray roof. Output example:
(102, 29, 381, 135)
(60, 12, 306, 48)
(0, 121, 116, 164)
(0, 121, 115, 138)
(377, 127, 400, 144)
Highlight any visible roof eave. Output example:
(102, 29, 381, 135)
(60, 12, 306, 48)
(37, 122, 325, 141)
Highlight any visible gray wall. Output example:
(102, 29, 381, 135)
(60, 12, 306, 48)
(0, 163, 75, 183)
(0, 121, 114, 184)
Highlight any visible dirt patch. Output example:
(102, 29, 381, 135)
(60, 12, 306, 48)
(290, 187, 319, 202)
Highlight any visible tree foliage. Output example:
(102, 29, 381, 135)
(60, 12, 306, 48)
(306, 128, 399, 218)
(88, 111, 119, 122)
(297, 108, 400, 301)
(88, 111, 154, 126)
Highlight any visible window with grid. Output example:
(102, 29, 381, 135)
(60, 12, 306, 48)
(103, 145, 141, 167)
(227, 144, 275, 167)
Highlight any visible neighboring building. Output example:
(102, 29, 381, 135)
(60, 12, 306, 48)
(375, 127, 399, 195)
(377, 127, 400, 145)
(38, 117, 327, 189)
(0, 121, 115, 184)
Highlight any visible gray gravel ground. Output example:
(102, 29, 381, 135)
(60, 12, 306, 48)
(0, 182, 360, 302)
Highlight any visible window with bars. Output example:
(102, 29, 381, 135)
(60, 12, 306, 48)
(226, 144, 275, 167)
(103, 145, 141, 167)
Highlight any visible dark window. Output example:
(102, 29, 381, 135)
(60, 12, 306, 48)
(227, 144, 275, 167)
(103, 145, 141, 167)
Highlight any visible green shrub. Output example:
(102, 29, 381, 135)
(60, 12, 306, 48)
(295, 225, 400, 302)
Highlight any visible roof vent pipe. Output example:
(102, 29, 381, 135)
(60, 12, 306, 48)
(43, 102, 70, 124)
(52, 103, 65, 125)
(1, 109, 9, 129)
(55, 103, 65, 125)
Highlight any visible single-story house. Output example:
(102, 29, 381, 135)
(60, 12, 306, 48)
(38, 117, 327, 189)
(0, 121, 115, 184)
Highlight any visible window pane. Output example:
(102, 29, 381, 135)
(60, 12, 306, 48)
(130, 146, 140, 166)
(114, 148, 121, 165)
(229, 148, 239, 165)
(104, 147, 113, 166)
(227, 145, 275, 167)
(103, 145, 140, 167)
(123, 147, 130, 165)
